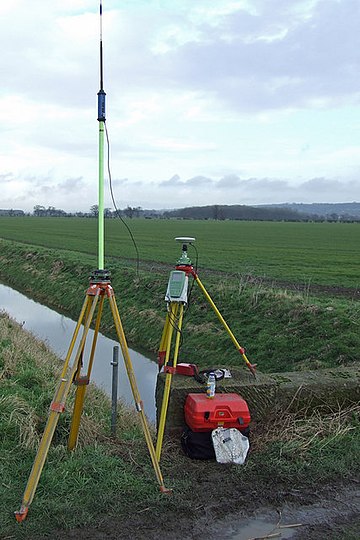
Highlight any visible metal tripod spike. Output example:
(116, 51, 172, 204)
(155, 237, 256, 462)
(15, 1, 170, 523)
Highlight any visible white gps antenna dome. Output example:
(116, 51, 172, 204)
(175, 237, 195, 243)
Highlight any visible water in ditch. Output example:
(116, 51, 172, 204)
(0, 282, 158, 423)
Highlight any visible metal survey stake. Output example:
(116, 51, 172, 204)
(111, 346, 119, 436)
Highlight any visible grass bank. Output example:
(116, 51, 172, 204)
(0, 238, 358, 373)
(1, 313, 359, 540)
(0, 312, 173, 539)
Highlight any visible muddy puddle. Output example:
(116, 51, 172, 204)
(230, 516, 299, 539)
(202, 486, 360, 540)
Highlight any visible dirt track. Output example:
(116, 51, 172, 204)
(137, 258, 360, 301)
(43, 476, 359, 540)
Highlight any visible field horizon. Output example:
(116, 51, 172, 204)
(0, 216, 359, 289)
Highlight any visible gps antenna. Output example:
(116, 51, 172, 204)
(97, 0, 106, 269)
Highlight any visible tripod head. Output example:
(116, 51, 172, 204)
(175, 236, 195, 266)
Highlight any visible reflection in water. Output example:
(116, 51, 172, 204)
(0, 283, 157, 423)
(230, 517, 297, 540)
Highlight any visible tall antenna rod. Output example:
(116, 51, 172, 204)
(97, 0, 106, 270)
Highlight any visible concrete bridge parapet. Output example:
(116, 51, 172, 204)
(155, 366, 360, 434)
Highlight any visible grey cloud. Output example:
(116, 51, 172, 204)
(159, 174, 182, 187)
(156, 174, 360, 205)
(185, 176, 213, 187)
(159, 174, 213, 188)
(160, 0, 360, 111)
(4, 1, 359, 115)
(23, 174, 54, 187)
(0, 173, 14, 184)
(1, 6, 178, 108)
(216, 175, 242, 189)
(39, 185, 53, 194)
(6, 170, 360, 211)
(214, 175, 291, 191)
(241, 178, 291, 191)
(56, 177, 85, 191)
(300, 177, 355, 193)
(22, 175, 85, 196)
(112, 178, 130, 186)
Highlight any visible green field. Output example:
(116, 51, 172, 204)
(0, 216, 359, 288)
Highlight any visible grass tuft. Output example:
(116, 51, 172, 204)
(0, 394, 40, 450)
(253, 402, 360, 456)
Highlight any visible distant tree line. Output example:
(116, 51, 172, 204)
(0, 209, 25, 217)
(30, 205, 159, 219)
(0, 203, 360, 222)
(162, 204, 360, 222)
(33, 205, 67, 217)
(162, 204, 303, 221)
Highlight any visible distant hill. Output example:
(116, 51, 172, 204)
(257, 202, 360, 219)
(162, 204, 306, 221)
(161, 203, 360, 221)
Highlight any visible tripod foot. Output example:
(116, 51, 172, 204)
(247, 363, 257, 377)
(15, 506, 29, 522)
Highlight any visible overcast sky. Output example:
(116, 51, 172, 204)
(1, 0, 359, 212)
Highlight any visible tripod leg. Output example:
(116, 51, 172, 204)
(194, 275, 256, 376)
(107, 293, 170, 493)
(15, 294, 97, 522)
(162, 304, 177, 368)
(156, 302, 184, 461)
(156, 303, 177, 457)
(158, 311, 172, 369)
(68, 294, 105, 451)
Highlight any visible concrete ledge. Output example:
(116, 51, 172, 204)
(155, 366, 360, 434)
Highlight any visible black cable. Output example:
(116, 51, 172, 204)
(105, 122, 140, 276)
(189, 241, 199, 274)
(185, 241, 198, 312)
(199, 368, 225, 381)
(164, 242, 198, 362)
(167, 305, 184, 350)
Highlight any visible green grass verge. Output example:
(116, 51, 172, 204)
(0, 238, 358, 373)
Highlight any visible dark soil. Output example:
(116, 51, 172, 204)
(136, 257, 360, 301)
(44, 483, 360, 540)
(37, 438, 360, 540)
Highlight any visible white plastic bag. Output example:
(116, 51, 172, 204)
(211, 427, 250, 465)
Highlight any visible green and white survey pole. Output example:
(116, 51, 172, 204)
(97, 0, 106, 270)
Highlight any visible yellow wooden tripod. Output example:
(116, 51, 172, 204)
(15, 270, 170, 522)
(155, 238, 256, 461)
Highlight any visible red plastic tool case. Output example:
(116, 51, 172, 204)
(184, 393, 251, 432)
